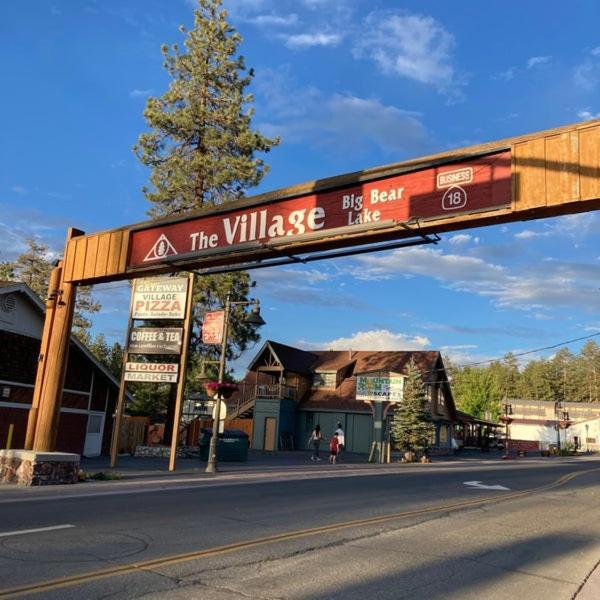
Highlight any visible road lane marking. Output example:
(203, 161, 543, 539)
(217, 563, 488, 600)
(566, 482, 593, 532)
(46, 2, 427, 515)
(0, 524, 74, 538)
(0, 467, 597, 599)
(463, 480, 510, 490)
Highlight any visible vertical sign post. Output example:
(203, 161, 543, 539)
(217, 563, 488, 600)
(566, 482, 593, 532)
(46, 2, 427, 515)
(110, 276, 193, 469)
(168, 272, 195, 471)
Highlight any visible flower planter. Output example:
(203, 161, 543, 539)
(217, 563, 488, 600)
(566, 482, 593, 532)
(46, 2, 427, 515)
(203, 381, 238, 399)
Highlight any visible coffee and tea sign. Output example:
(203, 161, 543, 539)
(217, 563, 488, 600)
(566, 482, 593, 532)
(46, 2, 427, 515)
(124, 277, 189, 383)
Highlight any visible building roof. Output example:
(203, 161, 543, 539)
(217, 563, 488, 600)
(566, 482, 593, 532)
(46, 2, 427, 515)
(0, 281, 123, 390)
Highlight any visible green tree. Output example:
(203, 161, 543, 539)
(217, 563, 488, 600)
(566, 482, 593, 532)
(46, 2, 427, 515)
(12, 238, 52, 297)
(9, 238, 101, 342)
(452, 367, 501, 420)
(89, 333, 110, 366)
(0, 261, 15, 281)
(391, 359, 435, 456)
(108, 342, 124, 380)
(133, 0, 277, 378)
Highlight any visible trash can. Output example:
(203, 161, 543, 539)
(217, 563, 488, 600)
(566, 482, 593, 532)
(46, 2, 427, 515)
(199, 428, 249, 462)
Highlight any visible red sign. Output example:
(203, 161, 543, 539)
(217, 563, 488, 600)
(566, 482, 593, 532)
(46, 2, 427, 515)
(128, 151, 511, 268)
(202, 311, 225, 345)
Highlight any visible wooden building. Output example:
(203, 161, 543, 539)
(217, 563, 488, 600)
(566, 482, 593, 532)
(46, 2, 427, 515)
(0, 281, 121, 456)
(227, 341, 458, 454)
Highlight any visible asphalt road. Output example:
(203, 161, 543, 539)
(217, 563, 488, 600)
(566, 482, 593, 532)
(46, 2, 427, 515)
(0, 458, 599, 599)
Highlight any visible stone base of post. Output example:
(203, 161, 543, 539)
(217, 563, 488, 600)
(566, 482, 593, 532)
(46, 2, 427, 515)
(0, 449, 80, 486)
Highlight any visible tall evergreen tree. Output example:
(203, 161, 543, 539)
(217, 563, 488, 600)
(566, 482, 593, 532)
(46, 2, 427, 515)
(133, 0, 278, 374)
(0, 261, 15, 281)
(8, 238, 100, 342)
(391, 359, 434, 456)
(12, 239, 52, 297)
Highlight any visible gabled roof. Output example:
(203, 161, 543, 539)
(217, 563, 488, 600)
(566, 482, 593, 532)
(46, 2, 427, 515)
(0, 281, 123, 390)
(248, 340, 318, 374)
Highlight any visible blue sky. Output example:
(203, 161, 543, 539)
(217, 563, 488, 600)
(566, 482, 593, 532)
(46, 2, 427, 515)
(1, 0, 599, 371)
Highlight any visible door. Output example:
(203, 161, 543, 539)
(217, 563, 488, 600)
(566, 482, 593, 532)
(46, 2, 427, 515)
(83, 412, 105, 457)
(264, 417, 277, 451)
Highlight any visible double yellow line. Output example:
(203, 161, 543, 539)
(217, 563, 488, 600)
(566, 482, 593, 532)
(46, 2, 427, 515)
(0, 467, 595, 599)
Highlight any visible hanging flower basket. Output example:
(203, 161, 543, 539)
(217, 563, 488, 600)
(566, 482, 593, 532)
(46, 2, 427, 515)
(203, 381, 238, 399)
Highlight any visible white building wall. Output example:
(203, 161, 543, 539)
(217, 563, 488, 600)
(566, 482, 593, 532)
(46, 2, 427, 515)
(510, 422, 557, 448)
(565, 419, 600, 451)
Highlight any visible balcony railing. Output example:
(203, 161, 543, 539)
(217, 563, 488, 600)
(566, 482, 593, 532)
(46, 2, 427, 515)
(228, 383, 297, 419)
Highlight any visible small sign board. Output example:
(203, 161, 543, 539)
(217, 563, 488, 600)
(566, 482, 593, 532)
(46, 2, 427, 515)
(356, 375, 404, 402)
(202, 311, 225, 345)
(132, 277, 189, 320)
(124, 362, 179, 383)
(128, 327, 183, 355)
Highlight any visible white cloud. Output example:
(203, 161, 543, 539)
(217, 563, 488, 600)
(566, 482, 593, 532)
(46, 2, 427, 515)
(514, 229, 549, 240)
(448, 234, 478, 246)
(129, 88, 153, 98)
(574, 48, 600, 90)
(248, 13, 298, 27)
(353, 10, 465, 102)
(282, 32, 341, 49)
(255, 68, 431, 156)
(492, 67, 515, 82)
(303, 329, 430, 351)
(578, 107, 600, 120)
(526, 55, 551, 69)
(351, 246, 600, 313)
(11, 185, 28, 195)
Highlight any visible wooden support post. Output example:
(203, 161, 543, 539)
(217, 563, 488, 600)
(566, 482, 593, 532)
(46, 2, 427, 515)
(169, 273, 195, 472)
(32, 278, 77, 452)
(24, 264, 62, 450)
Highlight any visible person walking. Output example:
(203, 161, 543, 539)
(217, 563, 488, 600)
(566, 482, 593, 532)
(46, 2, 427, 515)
(329, 431, 339, 464)
(308, 424, 323, 462)
(334, 422, 345, 461)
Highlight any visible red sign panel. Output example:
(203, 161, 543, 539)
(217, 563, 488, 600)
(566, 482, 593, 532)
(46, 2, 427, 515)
(128, 151, 511, 268)
(202, 311, 225, 345)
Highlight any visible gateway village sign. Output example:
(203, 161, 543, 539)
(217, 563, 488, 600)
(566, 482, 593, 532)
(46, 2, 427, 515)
(17, 120, 600, 465)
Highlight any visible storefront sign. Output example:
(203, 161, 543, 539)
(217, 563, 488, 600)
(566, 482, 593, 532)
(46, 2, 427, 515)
(131, 277, 189, 319)
(124, 362, 179, 383)
(202, 311, 225, 344)
(128, 327, 183, 355)
(356, 375, 404, 402)
(128, 151, 511, 268)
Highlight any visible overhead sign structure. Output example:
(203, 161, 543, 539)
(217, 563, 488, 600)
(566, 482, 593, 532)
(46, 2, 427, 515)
(25, 120, 600, 461)
(202, 311, 225, 345)
(127, 152, 511, 269)
(132, 277, 189, 319)
(128, 327, 183, 355)
(124, 362, 179, 383)
(356, 375, 404, 402)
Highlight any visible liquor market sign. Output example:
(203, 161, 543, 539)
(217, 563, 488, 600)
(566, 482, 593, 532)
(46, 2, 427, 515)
(128, 152, 511, 267)
(356, 375, 405, 403)
(132, 277, 189, 319)
(124, 362, 179, 383)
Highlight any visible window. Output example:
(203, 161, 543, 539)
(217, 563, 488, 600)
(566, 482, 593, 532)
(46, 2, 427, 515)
(312, 372, 336, 388)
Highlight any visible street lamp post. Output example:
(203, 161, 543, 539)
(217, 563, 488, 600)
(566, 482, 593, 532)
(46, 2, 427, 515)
(205, 294, 265, 474)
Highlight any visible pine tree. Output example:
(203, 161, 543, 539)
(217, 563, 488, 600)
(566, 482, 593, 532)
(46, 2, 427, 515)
(0, 261, 15, 281)
(391, 359, 434, 456)
(133, 0, 277, 371)
(133, 0, 278, 216)
(12, 239, 52, 297)
(9, 238, 100, 342)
